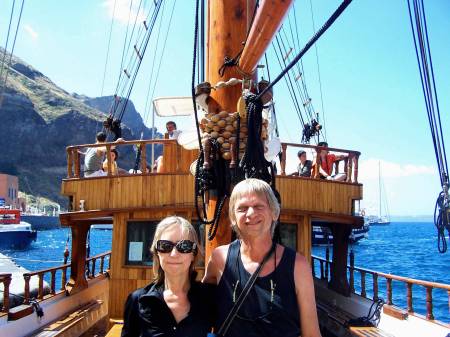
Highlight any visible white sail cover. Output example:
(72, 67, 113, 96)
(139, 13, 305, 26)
(153, 96, 195, 117)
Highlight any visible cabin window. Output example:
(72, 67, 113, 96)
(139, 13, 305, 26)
(125, 221, 158, 266)
(278, 223, 297, 250)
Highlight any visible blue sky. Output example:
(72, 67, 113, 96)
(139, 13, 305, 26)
(1, 0, 449, 216)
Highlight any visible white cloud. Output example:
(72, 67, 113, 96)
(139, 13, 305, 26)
(358, 158, 436, 180)
(23, 24, 38, 40)
(103, 0, 146, 25)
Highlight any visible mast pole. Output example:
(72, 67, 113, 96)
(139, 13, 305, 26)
(205, 0, 293, 261)
(205, 0, 256, 260)
(379, 160, 381, 218)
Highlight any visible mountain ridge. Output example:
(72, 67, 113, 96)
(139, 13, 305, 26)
(0, 47, 162, 207)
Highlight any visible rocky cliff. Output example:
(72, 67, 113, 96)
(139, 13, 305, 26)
(0, 48, 162, 207)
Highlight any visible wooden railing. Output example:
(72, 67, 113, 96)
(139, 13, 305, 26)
(0, 273, 12, 315)
(0, 252, 111, 316)
(280, 143, 361, 183)
(312, 255, 450, 322)
(23, 263, 70, 303)
(66, 139, 174, 178)
(86, 251, 111, 278)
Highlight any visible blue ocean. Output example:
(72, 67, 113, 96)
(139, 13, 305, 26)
(1, 222, 449, 323)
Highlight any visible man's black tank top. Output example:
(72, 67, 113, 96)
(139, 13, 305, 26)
(216, 240, 301, 337)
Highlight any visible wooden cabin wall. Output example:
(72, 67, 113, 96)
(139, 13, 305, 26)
(108, 211, 312, 319)
(277, 177, 362, 214)
(62, 174, 195, 212)
(62, 175, 361, 216)
(159, 142, 198, 173)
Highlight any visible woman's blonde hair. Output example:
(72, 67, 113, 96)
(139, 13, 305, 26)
(228, 178, 280, 237)
(150, 216, 202, 285)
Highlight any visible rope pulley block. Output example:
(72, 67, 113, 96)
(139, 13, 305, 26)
(195, 81, 211, 110)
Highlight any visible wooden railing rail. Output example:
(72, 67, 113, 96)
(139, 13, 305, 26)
(23, 263, 70, 303)
(0, 273, 12, 314)
(280, 143, 361, 183)
(66, 139, 176, 178)
(86, 251, 111, 278)
(312, 255, 450, 322)
(20, 251, 111, 306)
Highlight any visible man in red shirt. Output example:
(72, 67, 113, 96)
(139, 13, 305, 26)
(315, 141, 347, 181)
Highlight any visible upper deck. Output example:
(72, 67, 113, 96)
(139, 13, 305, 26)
(61, 139, 363, 223)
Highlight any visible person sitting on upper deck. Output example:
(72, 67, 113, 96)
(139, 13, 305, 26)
(84, 132, 123, 178)
(166, 121, 181, 140)
(203, 178, 322, 337)
(102, 148, 119, 175)
(313, 141, 347, 181)
(122, 216, 215, 337)
(291, 150, 312, 177)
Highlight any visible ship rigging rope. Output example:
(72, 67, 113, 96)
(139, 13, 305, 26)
(0, 0, 16, 89)
(0, 0, 25, 94)
(407, 0, 450, 253)
(257, 0, 352, 101)
(273, 36, 306, 128)
(143, 0, 177, 126)
(308, 0, 328, 142)
(279, 25, 314, 121)
(104, 0, 161, 137)
(100, 0, 118, 97)
(116, 0, 161, 123)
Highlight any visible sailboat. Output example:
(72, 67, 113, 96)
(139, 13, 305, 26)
(368, 161, 391, 225)
(0, 1, 449, 337)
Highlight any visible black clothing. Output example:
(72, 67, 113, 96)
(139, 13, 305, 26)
(122, 281, 215, 337)
(216, 240, 301, 337)
(297, 160, 312, 177)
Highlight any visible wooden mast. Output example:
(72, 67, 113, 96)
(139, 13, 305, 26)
(205, 0, 293, 261)
(205, 0, 255, 260)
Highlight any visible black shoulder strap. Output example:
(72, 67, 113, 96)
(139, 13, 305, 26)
(217, 242, 276, 336)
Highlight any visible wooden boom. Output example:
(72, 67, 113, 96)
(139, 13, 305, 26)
(239, 0, 293, 73)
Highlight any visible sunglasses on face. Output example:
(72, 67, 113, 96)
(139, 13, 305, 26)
(156, 239, 197, 254)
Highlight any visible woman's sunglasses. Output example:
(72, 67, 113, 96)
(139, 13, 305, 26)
(156, 239, 197, 254)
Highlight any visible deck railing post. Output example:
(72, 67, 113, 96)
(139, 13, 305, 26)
(426, 286, 434, 320)
(347, 156, 353, 183)
(387, 278, 393, 305)
(361, 271, 367, 298)
(38, 273, 44, 300)
(61, 266, 68, 290)
(74, 150, 80, 178)
(280, 143, 287, 175)
(373, 274, 379, 301)
(106, 145, 112, 176)
(100, 256, 105, 274)
(141, 142, 147, 173)
(354, 154, 360, 183)
(349, 250, 355, 293)
(320, 260, 324, 279)
(1, 274, 11, 313)
(91, 258, 96, 277)
(50, 270, 56, 295)
(407, 282, 413, 313)
(23, 274, 31, 304)
(325, 246, 330, 280)
(67, 149, 73, 178)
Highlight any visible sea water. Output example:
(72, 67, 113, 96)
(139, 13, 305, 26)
(1, 222, 449, 322)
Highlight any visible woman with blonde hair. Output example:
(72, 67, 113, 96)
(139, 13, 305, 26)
(122, 216, 215, 337)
